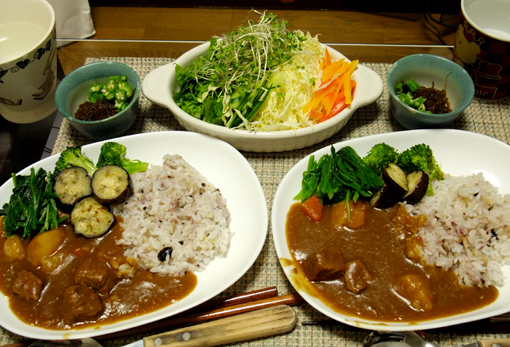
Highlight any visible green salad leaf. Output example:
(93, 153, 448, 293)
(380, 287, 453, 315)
(174, 11, 307, 129)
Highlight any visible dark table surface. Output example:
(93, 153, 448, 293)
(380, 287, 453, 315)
(0, 113, 57, 186)
(0, 57, 65, 186)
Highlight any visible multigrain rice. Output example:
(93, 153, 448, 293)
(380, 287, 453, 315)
(405, 173, 510, 287)
(112, 154, 231, 276)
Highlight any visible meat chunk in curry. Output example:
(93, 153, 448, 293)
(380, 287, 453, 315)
(301, 247, 345, 282)
(75, 261, 115, 296)
(12, 270, 43, 301)
(63, 285, 103, 323)
(344, 260, 372, 294)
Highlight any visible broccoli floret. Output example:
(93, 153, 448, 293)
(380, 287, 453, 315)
(363, 143, 399, 176)
(396, 144, 444, 180)
(396, 144, 444, 195)
(54, 146, 97, 177)
(97, 142, 148, 174)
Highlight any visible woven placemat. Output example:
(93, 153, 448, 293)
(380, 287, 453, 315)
(2, 57, 510, 346)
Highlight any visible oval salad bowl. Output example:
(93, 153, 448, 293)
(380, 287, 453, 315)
(142, 43, 383, 153)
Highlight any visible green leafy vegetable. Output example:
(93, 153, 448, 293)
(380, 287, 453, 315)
(295, 146, 384, 207)
(97, 142, 148, 174)
(53, 146, 97, 177)
(1, 142, 147, 238)
(174, 11, 307, 129)
(0, 168, 67, 238)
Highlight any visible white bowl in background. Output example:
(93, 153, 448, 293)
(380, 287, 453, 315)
(142, 43, 383, 152)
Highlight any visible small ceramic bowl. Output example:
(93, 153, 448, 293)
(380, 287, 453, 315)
(387, 54, 474, 129)
(55, 61, 140, 140)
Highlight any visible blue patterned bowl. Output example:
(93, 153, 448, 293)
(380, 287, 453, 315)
(387, 54, 474, 129)
(55, 61, 140, 140)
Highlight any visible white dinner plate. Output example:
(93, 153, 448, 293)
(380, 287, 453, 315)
(0, 131, 268, 340)
(272, 129, 510, 331)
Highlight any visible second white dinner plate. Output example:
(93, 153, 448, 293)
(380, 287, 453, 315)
(272, 129, 510, 331)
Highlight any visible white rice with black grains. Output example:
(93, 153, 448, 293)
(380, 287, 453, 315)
(405, 172, 510, 287)
(112, 154, 232, 277)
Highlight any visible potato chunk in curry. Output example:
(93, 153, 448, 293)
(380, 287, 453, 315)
(393, 274, 434, 311)
(330, 200, 368, 230)
(27, 228, 66, 268)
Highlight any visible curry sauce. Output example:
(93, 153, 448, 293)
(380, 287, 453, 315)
(285, 202, 498, 322)
(0, 216, 197, 330)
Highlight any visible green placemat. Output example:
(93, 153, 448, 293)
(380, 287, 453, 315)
(2, 57, 510, 347)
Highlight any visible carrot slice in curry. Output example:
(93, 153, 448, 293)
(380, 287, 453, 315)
(301, 195, 323, 222)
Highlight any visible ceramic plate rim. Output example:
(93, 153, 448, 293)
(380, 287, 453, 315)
(0, 131, 268, 340)
(272, 129, 510, 331)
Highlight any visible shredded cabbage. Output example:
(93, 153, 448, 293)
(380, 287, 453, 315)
(249, 32, 324, 131)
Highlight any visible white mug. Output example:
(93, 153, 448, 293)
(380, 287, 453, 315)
(0, 0, 58, 124)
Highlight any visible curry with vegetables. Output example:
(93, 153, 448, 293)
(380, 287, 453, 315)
(285, 200, 498, 321)
(0, 216, 197, 329)
(0, 144, 195, 330)
(286, 143, 499, 322)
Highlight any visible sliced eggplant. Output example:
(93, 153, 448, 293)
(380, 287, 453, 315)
(91, 165, 132, 205)
(383, 163, 409, 198)
(53, 167, 92, 213)
(370, 182, 400, 209)
(403, 170, 429, 205)
(70, 196, 115, 238)
(371, 163, 411, 209)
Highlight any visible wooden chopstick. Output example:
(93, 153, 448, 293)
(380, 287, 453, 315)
(96, 292, 303, 340)
(1, 342, 35, 347)
(490, 312, 510, 323)
(183, 286, 278, 315)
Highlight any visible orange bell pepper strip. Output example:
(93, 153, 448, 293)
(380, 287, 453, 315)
(321, 81, 357, 122)
(321, 96, 346, 123)
(343, 60, 359, 105)
(321, 59, 347, 85)
(303, 52, 359, 123)
(326, 71, 351, 114)
(321, 85, 340, 115)
(321, 48, 332, 69)
(309, 106, 325, 122)
(302, 77, 340, 114)
(300, 195, 323, 222)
